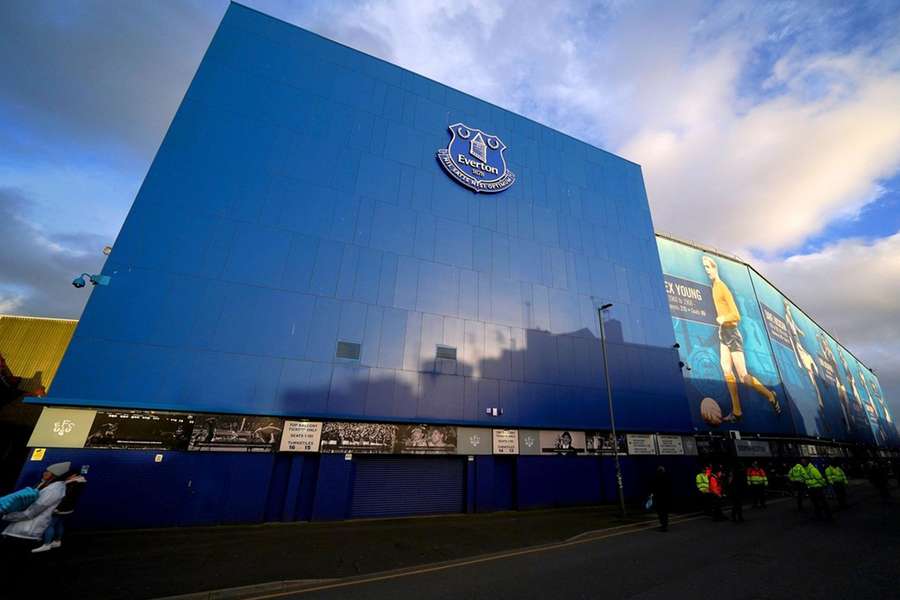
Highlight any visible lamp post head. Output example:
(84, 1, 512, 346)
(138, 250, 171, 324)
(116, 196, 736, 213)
(600, 303, 613, 311)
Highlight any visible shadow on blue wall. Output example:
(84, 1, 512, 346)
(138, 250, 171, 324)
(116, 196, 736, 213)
(16, 446, 700, 530)
(274, 319, 690, 433)
(11, 322, 762, 529)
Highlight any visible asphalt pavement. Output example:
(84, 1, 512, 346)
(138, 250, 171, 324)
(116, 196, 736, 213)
(271, 488, 900, 600)
(3, 484, 897, 600)
(2, 499, 648, 599)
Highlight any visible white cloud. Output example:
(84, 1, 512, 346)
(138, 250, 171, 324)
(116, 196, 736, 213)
(630, 48, 900, 253)
(0, 293, 25, 315)
(0, 188, 106, 319)
(754, 233, 900, 417)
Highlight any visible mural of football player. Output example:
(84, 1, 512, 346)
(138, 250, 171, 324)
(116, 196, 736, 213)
(702, 256, 780, 422)
(864, 373, 893, 425)
(817, 333, 851, 431)
(839, 351, 865, 412)
(783, 299, 824, 413)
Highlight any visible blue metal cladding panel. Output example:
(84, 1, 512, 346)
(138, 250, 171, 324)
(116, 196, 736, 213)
(311, 453, 354, 520)
(15, 448, 277, 529)
(47, 3, 690, 432)
(349, 456, 465, 518)
(516, 456, 601, 508)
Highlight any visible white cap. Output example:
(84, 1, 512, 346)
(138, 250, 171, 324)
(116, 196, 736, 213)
(46, 462, 71, 477)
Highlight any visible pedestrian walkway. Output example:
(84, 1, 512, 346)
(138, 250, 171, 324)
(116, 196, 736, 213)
(1, 481, 882, 600)
(4, 503, 653, 600)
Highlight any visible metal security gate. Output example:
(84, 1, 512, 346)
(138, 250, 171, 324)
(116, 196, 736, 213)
(350, 456, 465, 518)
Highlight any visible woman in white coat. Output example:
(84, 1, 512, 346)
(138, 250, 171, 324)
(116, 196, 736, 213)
(2, 462, 69, 544)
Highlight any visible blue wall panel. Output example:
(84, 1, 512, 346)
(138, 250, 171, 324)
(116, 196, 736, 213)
(516, 456, 601, 509)
(15, 449, 278, 529)
(45, 3, 690, 433)
(311, 454, 354, 520)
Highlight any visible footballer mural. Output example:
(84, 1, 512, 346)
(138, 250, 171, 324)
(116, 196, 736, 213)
(748, 271, 894, 442)
(656, 237, 791, 434)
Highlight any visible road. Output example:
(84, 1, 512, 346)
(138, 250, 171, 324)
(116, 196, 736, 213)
(269, 492, 900, 600)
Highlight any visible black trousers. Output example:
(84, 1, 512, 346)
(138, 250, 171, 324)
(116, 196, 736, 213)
(833, 483, 847, 508)
(808, 488, 832, 520)
(711, 495, 725, 520)
(750, 485, 766, 507)
(731, 496, 744, 522)
(701, 493, 711, 514)
(794, 482, 807, 509)
(656, 507, 669, 530)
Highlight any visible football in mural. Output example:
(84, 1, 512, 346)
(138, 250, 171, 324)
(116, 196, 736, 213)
(700, 397, 723, 426)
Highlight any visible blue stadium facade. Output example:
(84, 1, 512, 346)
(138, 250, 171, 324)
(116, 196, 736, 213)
(20, 4, 893, 529)
(55, 3, 684, 428)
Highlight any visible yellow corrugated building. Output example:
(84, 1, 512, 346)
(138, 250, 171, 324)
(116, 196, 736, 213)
(0, 314, 77, 394)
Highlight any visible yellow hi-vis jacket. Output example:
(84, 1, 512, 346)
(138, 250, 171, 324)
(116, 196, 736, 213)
(825, 465, 848, 485)
(804, 464, 827, 489)
(788, 463, 806, 483)
(696, 471, 710, 493)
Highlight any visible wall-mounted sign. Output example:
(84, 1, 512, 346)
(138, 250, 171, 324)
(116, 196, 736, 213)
(189, 415, 283, 452)
(656, 434, 685, 455)
(279, 421, 323, 452)
(27, 407, 97, 449)
(518, 430, 541, 455)
(626, 434, 657, 455)
(396, 424, 457, 454)
(539, 430, 586, 455)
(436, 123, 515, 193)
(585, 432, 627, 455)
(734, 439, 772, 457)
(682, 436, 699, 456)
(86, 410, 194, 450)
(457, 427, 492, 455)
(320, 422, 397, 454)
(492, 429, 519, 455)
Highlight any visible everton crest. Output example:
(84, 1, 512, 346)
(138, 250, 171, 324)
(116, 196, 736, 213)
(437, 123, 515, 193)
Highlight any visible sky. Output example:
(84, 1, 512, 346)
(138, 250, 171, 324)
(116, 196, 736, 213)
(1, 0, 899, 414)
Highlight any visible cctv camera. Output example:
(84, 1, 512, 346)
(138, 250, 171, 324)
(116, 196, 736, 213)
(72, 276, 87, 288)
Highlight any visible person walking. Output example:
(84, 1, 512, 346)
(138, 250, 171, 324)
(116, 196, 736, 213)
(2, 462, 69, 548)
(31, 466, 88, 553)
(728, 465, 746, 523)
(789, 460, 808, 510)
(651, 466, 672, 532)
(802, 458, 832, 521)
(825, 461, 849, 509)
(746, 461, 768, 508)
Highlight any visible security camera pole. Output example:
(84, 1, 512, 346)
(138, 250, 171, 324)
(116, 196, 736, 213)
(599, 303, 626, 518)
(72, 272, 111, 288)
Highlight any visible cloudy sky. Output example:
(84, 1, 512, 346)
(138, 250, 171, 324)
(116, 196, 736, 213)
(1, 0, 899, 412)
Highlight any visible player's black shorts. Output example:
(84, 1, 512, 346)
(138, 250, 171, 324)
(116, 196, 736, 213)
(719, 326, 744, 353)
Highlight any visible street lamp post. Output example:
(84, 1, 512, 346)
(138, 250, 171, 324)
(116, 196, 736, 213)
(599, 303, 626, 518)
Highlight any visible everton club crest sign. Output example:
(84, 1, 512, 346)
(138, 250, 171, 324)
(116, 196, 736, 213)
(437, 123, 515, 193)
